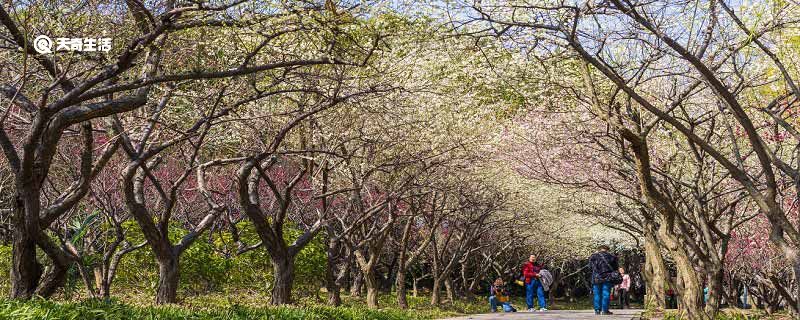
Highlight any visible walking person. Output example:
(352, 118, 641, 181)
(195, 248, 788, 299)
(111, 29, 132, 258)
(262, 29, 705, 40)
(615, 267, 631, 309)
(590, 245, 620, 315)
(521, 254, 547, 312)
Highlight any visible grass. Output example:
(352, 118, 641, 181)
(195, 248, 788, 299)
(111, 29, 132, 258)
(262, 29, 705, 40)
(641, 307, 794, 320)
(4, 291, 789, 319)
(0, 298, 431, 320)
(0, 291, 498, 320)
(0, 291, 630, 320)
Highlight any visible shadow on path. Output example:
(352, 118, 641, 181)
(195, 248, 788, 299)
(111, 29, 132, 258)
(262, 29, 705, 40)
(442, 309, 644, 320)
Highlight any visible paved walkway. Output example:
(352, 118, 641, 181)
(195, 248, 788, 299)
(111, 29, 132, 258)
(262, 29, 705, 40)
(443, 309, 644, 320)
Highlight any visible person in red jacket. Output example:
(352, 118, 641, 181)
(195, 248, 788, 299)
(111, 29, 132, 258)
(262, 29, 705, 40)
(522, 254, 547, 311)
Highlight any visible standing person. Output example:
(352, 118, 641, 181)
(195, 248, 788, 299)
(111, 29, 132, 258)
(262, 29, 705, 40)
(615, 267, 631, 309)
(522, 254, 547, 312)
(590, 245, 619, 315)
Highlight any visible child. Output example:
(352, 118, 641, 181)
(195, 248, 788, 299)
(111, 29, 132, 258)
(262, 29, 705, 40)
(489, 278, 517, 312)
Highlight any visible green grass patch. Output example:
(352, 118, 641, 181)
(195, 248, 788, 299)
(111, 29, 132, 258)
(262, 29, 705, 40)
(0, 291, 501, 320)
(0, 298, 430, 320)
(0, 290, 645, 319)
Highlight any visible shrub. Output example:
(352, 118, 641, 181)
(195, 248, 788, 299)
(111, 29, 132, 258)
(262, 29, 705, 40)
(113, 220, 325, 297)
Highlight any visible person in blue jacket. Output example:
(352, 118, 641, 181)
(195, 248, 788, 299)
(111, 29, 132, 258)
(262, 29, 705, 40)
(589, 245, 619, 315)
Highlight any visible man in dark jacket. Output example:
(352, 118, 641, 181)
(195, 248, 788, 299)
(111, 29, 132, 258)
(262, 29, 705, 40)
(521, 254, 547, 311)
(589, 245, 619, 315)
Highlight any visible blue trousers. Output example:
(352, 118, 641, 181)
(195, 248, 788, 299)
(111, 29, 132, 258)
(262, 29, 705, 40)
(489, 295, 499, 312)
(489, 296, 515, 312)
(593, 282, 613, 312)
(525, 279, 546, 309)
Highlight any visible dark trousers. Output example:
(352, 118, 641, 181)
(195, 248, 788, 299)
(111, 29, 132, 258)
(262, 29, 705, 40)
(617, 288, 629, 309)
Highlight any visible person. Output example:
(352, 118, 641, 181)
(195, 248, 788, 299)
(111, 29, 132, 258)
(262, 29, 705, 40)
(521, 254, 547, 312)
(489, 278, 517, 312)
(590, 245, 619, 315)
(615, 267, 631, 309)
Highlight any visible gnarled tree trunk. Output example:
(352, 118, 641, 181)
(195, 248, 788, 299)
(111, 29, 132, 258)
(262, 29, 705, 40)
(271, 254, 295, 305)
(660, 226, 708, 320)
(364, 269, 379, 308)
(350, 270, 363, 297)
(155, 255, 180, 304)
(325, 244, 341, 306)
(643, 230, 667, 310)
(10, 194, 42, 298)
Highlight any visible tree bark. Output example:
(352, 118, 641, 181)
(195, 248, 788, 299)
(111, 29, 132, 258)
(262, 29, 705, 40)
(643, 230, 667, 310)
(396, 270, 409, 309)
(618, 129, 708, 318)
(325, 247, 341, 306)
(10, 195, 42, 299)
(412, 275, 419, 297)
(271, 254, 295, 305)
(364, 270, 379, 309)
(350, 270, 363, 297)
(661, 226, 708, 320)
(155, 255, 180, 304)
(33, 264, 68, 298)
(704, 267, 724, 316)
(444, 276, 455, 303)
(431, 277, 442, 305)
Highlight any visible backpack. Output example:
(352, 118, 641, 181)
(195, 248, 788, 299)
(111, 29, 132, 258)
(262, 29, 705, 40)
(539, 269, 554, 291)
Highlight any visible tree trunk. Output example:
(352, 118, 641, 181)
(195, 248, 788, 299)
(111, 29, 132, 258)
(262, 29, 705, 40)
(413, 276, 419, 297)
(350, 271, 363, 297)
(33, 264, 68, 298)
(666, 236, 707, 320)
(364, 270, 379, 309)
(271, 254, 295, 305)
(444, 276, 455, 302)
(771, 261, 800, 316)
(325, 256, 341, 306)
(94, 267, 105, 298)
(335, 259, 350, 300)
(396, 269, 408, 309)
(10, 235, 40, 298)
(431, 277, 442, 305)
(155, 255, 179, 304)
(10, 196, 42, 299)
(643, 231, 667, 310)
(704, 267, 724, 317)
(95, 266, 112, 301)
(325, 235, 341, 306)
